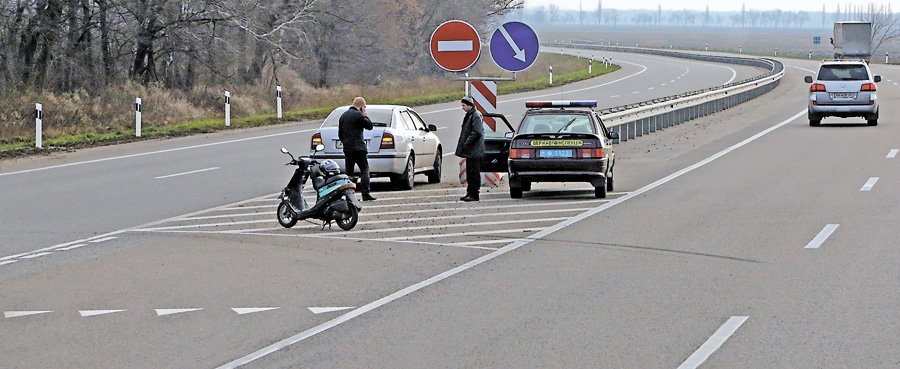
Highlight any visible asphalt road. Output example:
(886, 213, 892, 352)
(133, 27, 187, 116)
(5, 51, 898, 368)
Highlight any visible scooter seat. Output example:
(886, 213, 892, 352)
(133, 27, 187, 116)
(324, 174, 350, 186)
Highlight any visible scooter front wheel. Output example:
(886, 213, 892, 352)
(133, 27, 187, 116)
(336, 204, 358, 231)
(277, 202, 298, 228)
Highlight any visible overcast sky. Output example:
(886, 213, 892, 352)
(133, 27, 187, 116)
(523, 0, 899, 12)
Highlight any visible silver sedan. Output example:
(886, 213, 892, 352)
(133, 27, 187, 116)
(310, 105, 442, 190)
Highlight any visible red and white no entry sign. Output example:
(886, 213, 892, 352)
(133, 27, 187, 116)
(430, 20, 481, 72)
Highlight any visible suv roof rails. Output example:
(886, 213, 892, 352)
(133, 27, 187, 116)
(821, 59, 868, 63)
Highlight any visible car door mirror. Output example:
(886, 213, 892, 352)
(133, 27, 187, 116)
(427, 124, 438, 132)
(804, 76, 813, 83)
(608, 131, 619, 140)
(874, 75, 882, 83)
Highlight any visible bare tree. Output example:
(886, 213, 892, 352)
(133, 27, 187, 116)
(548, 4, 558, 24)
(859, 2, 899, 53)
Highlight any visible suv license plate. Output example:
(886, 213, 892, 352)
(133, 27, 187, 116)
(832, 92, 856, 99)
(539, 149, 572, 158)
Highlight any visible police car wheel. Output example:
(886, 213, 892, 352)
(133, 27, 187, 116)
(510, 188, 523, 198)
(594, 183, 607, 198)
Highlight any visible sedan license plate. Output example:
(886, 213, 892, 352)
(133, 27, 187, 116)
(832, 92, 856, 99)
(539, 149, 572, 158)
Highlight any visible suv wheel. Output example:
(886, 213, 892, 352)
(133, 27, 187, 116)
(867, 112, 878, 126)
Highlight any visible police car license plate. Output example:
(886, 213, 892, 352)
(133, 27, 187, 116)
(539, 149, 572, 158)
(832, 92, 856, 99)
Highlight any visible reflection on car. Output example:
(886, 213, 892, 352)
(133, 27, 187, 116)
(310, 105, 442, 190)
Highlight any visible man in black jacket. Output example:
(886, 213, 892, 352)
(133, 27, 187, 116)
(455, 96, 485, 202)
(339, 97, 376, 201)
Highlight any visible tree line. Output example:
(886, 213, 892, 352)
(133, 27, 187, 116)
(0, 0, 522, 97)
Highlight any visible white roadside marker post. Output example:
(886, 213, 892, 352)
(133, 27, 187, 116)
(589, 58, 592, 75)
(225, 91, 231, 127)
(739, 46, 742, 54)
(886, 52, 889, 64)
(809, 50, 812, 59)
(775, 48, 778, 57)
(705, 44, 708, 51)
(549, 66, 553, 85)
(276, 86, 283, 119)
(465, 73, 469, 96)
(35, 103, 42, 149)
(135, 98, 142, 138)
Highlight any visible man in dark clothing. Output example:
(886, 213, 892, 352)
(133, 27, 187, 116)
(339, 97, 376, 201)
(455, 96, 485, 202)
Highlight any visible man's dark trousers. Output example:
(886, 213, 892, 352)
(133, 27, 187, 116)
(345, 150, 370, 194)
(466, 158, 480, 199)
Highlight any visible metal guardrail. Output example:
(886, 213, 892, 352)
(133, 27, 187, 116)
(544, 43, 785, 143)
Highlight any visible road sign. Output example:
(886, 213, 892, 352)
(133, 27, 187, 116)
(814, 36, 821, 45)
(490, 21, 540, 72)
(430, 20, 481, 72)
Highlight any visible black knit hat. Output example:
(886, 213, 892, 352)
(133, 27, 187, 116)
(461, 96, 474, 106)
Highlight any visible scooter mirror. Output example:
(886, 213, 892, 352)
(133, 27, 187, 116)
(315, 144, 325, 152)
(281, 147, 289, 154)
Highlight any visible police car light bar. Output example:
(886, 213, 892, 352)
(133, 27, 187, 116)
(525, 101, 598, 108)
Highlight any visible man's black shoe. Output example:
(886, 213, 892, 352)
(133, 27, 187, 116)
(362, 193, 377, 201)
(461, 196, 479, 202)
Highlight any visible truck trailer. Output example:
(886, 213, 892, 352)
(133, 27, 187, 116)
(832, 21, 872, 61)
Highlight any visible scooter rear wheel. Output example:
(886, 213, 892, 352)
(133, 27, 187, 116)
(277, 202, 298, 228)
(336, 204, 358, 231)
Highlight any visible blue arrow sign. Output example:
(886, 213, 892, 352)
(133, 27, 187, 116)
(490, 21, 540, 73)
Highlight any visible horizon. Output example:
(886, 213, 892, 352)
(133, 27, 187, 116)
(522, 0, 898, 12)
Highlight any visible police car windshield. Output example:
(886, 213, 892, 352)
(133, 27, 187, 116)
(817, 65, 870, 81)
(321, 107, 392, 127)
(519, 114, 594, 134)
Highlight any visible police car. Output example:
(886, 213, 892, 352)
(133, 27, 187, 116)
(486, 101, 618, 199)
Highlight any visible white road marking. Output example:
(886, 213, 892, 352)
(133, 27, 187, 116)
(89, 236, 118, 243)
(0, 260, 16, 265)
(58, 244, 87, 251)
(79, 309, 126, 317)
(20, 252, 52, 259)
(632, 91, 640, 94)
(860, 177, 879, 191)
(677, 316, 749, 369)
(670, 80, 676, 83)
(449, 239, 528, 246)
(339, 217, 566, 236)
(154, 167, 220, 179)
(805, 224, 840, 249)
(661, 83, 667, 86)
(308, 307, 355, 314)
(232, 307, 280, 315)
(383, 227, 543, 241)
(156, 308, 203, 316)
(0, 130, 316, 177)
(887, 149, 898, 158)
(5, 311, 52, 318)
(217, 110, 806, 369)
(722, 66, 737, 85)
(648, 87, 655, 90)
(436, 40, 473, 52)
(610, 95, 619, 98)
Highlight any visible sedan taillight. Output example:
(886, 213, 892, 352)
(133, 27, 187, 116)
(577, 148, 605, 158)
(311, 133, 322, 150)
(810, 83, 826, 92)
(380, 132, 395, 150)
(509, 148, 533, 159)
(861, 83, 877, 91)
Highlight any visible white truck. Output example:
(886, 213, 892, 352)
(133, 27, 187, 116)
(832, 21, 872, 61)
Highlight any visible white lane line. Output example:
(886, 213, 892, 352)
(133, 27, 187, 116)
(232, 307, 280, 315)
(79, 309, 126, 317)
(648, 87, 655, 90)
(308, 307, 354, 314)
(383, 227, 542, 241)
(805, 224, 840, 249)
(20, 252, 53, 259)
(450, 239, 527, 246)
(722, 66, 738, 85)
(677, 316, 749, 369)
(661, 83, 667, 86)
(0, 260, 17, 265)
(89, 236, 118, 243)
(610, 95, 620, 98)
(860, 177, 879, 191)
(5, 311, 53, 318)
(339, 217, 566, 237)
(58, 244, 87, 251)
(670, 80, 676, 83)
(154, 167, 220, 180)
(632, 91, 640, 94)
(0, 130, 316, 177)
(887, 149, 898, 158)
(156, 308, 203, 316)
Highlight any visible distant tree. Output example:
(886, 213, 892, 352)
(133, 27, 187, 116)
(822, 4, 826, 27)
(532, 5, 547, 25)
(670, 10, 684, 26)
(548, 4, 559, 24)
(657, 4, 662, 25)
(729, 13, 741, 26)
(741, 3, 746, 26)
(596, 0, 602, 26)
(579, 0, 585, 25)
(860, 2, 900, 53)
(833, 3, 841, 23)
(685, 10, 696, 26)
(604, 9, 618, 25)
(715, 13, 724, 26)
(798, 11, 810, 28)
(704, 5, 710, 26)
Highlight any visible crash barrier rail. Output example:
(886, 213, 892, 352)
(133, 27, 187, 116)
(544, 43, 785, 143)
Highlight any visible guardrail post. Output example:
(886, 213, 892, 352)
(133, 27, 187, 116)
(276, 86, 283, 119)
(225, 91, 231, 127)
(635, 119, 643, 137)
(135, 98, 142, 137)
(35, 103, 42, 148)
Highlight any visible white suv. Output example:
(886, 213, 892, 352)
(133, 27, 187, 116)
(805, 60, 881, 126)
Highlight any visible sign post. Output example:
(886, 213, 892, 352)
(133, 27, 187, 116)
(35, 103, 42, 149)
(135, 98, 142, 138)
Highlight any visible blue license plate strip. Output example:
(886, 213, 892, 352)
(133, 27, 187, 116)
(539, 149, 572, 158)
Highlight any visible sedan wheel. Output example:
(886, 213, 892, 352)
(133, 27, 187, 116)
(427, 149, 442, 184)
(392, 155, 415, 190)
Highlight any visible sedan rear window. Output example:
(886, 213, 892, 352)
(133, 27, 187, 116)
(817, 65, 870, 81)
(518, 114, 595, 134)
(321, 107, 392, 127)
